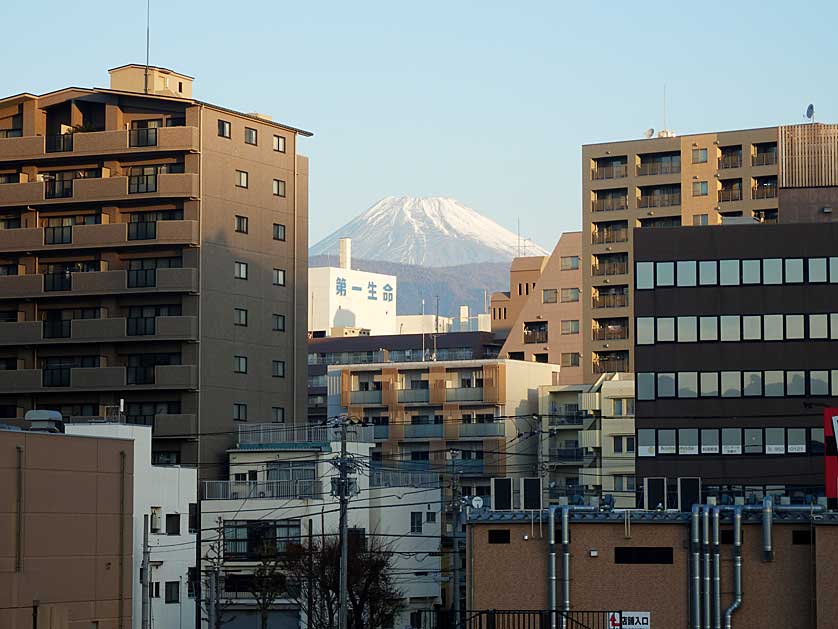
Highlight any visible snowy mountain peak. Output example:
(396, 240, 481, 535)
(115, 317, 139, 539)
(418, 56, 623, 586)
(310, 197, 548, 267)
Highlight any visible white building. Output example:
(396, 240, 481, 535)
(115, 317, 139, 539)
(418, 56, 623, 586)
(66, 423, 197, 629)
(309, 238, 398, 336)
(201, 423, 442, 629)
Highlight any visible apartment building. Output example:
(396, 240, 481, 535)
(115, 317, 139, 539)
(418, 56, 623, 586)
(490, 255, 549, 338)
(201, 423, 441, 628)
(495, 233, 583, 383)
(307, 330, 502, 424)
(0, 64, 310, 472)
(538, 373, 635, 507)
(634, 221, 838, 509)
(0, 425, 133, 629)
(66, 423, 197, 629)
(582, 122, 838, 383)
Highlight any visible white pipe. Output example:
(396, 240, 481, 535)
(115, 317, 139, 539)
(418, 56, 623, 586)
(690, 505, 701, 629)
(712, 507, 721, 629)
(762, 496, 774, 562)
(548, 507, 558, 629)
(702, 506, 711, 629)
(723, 507, 742, 629)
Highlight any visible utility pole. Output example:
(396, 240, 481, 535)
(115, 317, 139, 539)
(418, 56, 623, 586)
(141, 515, 151, 629)
(337, 419, 350, 629)
(207, 568, 216, 629)
(449, 450, 463, 628)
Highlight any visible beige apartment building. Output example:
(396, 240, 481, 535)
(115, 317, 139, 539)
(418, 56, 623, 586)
(0, 65, 310, 473)
(492, 233, 583, 384)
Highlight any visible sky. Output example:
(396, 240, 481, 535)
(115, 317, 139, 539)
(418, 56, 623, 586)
(4, 0, 838, 248)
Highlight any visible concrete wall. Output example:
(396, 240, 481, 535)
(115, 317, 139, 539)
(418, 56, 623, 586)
(309, 266, 397, 335)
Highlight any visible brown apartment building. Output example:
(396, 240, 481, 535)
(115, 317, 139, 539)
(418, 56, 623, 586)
(0, 427, 134, 629)
(491, 232, 583, 384)
(580, 124, 838, 383)
(0, 65, 310, 474)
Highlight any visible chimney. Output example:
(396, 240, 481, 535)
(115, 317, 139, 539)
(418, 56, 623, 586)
(339, 238, 352, 270)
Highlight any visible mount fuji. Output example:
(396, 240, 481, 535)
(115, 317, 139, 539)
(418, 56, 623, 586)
(310, 196, 548, 267)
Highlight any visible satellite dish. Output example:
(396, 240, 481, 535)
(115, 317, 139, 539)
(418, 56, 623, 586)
(471, 496, 484, 510)
(806, 104, 815, 121)
(644, 128, 655, 139)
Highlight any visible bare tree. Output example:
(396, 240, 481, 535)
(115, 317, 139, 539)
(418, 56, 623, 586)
(282, 533, 404, 629)
(250, 541, 288, 629)
(201, 517, 236, 628)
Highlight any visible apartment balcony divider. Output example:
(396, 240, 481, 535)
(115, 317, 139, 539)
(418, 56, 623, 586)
(592, 294, 628, 309)
(45, 179, 73, 199)
(445, 387, 484, 402)
(719, 155, 743, 169)
(128, 128, 158, 148)
(45, 134, 73, 153)
(591, 230, 628, 245)
(44, 225, 72, 245)
(638, 193, 680, 208)
(523, 330, 548, 344)
(591, 164, 627, 180)
(592, 198, 628, 212)
(43, 272, 71, 292)
(593, 357, 629, 373)
(592, 326, 628, 341)
(718, 189, 743, 202)
(128, 221, 158, 241)
(752, 153, 777, 167)
(591, 262, 628, 276)
(752, 186, 778, 200)
(637, 162, 680, 176)
(128, 174, 157, 194)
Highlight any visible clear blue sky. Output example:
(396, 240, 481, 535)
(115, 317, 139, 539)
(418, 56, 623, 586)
(5, 0, 836, 248)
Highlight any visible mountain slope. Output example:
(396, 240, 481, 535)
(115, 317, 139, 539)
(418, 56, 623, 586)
(310, 196, 547, 267)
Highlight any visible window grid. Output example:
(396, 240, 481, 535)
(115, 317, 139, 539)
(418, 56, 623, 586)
(637, 257, 838, 289)
(636, 369, 836, 400)
(638, 426, 822, 458)
(636, 313, 838, 345)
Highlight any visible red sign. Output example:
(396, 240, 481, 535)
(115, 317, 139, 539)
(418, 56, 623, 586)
(825, 409, 838, 499)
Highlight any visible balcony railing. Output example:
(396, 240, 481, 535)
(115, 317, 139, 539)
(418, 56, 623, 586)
(637, 162, 680, 176)
(43, 272, 71, 292)
(593, 357, 629, 373)
(45, 134, 73, 153)
(591, 230, 628, 245)
(404, 423, 444, 439)
(127, 269, 156, 288)
(237, 423, 374, 446)
(592, 294, 628, 309)
(638, 193, 680, 208)
(547, 414, 585, 427)
(752, 153, 777, 167)
(128, 174, 157, 194)
(43, 367, 71, 387)
(127, 317, 156, 336)
(752, 185, 777, 200)
(523, 330, 548, 344)
(592, 262, 628, 276)
(44, 225, 72, 245)
(373, 425, 389, 440)
(592, 326, 628, 341)
(719, 155, 743, 169)
(45, 180, 73, 199)
(0, 129, 23, 138)
(459, 422, 505, 437)
(592, 197, 627, 212)
(349, 389, 382, 404)
(591, 164, 627, 180)
(128, 127, 158, 148)
(128, 221, 157, 241)
(369, 468, 438, 488)
(127, 366, 156, 385)
(43, 320, 71, 339)
(549, 447, 585, 463)
(203, 479, 320, 500)
(718, 189, 743, 202)
(445, 387, 484, 402)
(398, 388, 430, 403)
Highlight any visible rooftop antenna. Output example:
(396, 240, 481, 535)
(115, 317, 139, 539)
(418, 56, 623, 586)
(643, 128, 655, 139)
(663, 82, 667, 132)
(806, 103, 815, 123)
(517, 217, 520, 257)
(144, 0, 150, 94)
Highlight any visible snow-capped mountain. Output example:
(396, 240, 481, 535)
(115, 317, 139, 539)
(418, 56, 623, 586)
(310, 196, 548, 267)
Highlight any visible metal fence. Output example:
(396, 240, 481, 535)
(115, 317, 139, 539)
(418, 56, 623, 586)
(412, 610, 621, 629)
(237, 422, 374, 446)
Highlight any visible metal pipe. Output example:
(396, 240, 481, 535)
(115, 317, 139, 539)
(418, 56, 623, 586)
(762, 496, 774, 562)
(562, 506, 571, 618)
(723, 507, 742, 629)
(702, 506, 711, 629)
(690, 505, 701, 629)
(548, 506, 558, 629)
(712, 507, 721, 629)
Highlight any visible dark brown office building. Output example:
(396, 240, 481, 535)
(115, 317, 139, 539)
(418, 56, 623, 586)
(633, 222, 838, 509)
(0, 65, 310, 476)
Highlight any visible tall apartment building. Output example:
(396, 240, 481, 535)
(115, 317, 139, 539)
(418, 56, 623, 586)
(582, 123, 838, 383)
(494, 233, 583, 383)
(0, 64, 310, 472)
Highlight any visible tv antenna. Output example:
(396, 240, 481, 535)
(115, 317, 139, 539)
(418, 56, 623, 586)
(144, 0, 151, 94)
(806, 103, 815, 123)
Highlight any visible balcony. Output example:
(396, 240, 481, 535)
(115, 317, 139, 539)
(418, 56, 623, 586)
(45, 135, 73, 153)
(45, 180, 73, 199)
(370, 468, 438, 488)
(592, 294, 628, 309)
(44, 225, 73, 245)
(44, 272, 71, 292)
(445, 387, 484, 402)
(719, 155, 743, 169)
(592, 326, 628, 341)
(237, 423, 375, 447)
(547, 414, 585, 428)
(459, 422, 505, 438)
(592, 164, 627, 180)
(128, 128, 158, 148)
(523, 330, 548, 344)
(398, 388, 430, 403)
(549, 447, 585, 464)
(752, 153, 777, 167)
(592, 197, 627, 212)
(638, 193, 680, 208)
(404, 423, 444, 439)
(591, 230, 628, 245)
(0, 227, 44, 250)
(203, 479, 321, 501)
(0, 321, 41, 344)
(373, 425, 390, 440)
(592, 262, 628, 277)
(718, 189, 743, 203)
(350, 389, 382, 405)
(752, 185, 777, 200)
(450, 459, 484, 475)
(637, 162, 680, 176)
(593, 357, 629, 373)
(152, 413, 198, 438)
(0, 369, 43, 391)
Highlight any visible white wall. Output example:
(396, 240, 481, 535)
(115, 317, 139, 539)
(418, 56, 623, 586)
(396, 314, 452, 335)
(309, 267, 398, 335)
(66, 424, 197, 629)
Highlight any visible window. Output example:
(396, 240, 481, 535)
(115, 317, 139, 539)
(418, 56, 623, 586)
(719, 260, 740, 286)
(764, 371, 784, 397)
(699, 316, 718, 341)
(810, 314, 828, 339)
(676, 261, 696, 287)
(693, 214, 709, 226)
(272, 314, 286, 332)
(786, 315, 804, 339)
(561, 320, 579, 335)
(234, 261, 248, 279)
(678, 372, 698, 398)
(218, 120, 231, 138)
(811, 428, 825, 454)
(701, 429, 719, 454)
(488, 529, 511, 544)
(273, 179, 286, 197)
(787, 370, 805, 396)
(234, 308, 248, 326)
(561, 353, 580, 367)
(166, 513, 180, 535)
(811, 370, 829, 395)
(765, 428, 785, 454)
(743, 371, 762, 396)
(272, 407, 285, 423)
(273, 223, 286, 241)
(656, 317, 675, 342)
(188, 503, 198, 534)
(150, 582, 160, 598)
(741, 259, 761, 284)
(426, 511, 436, 523)
(637, 429, 656, 457)
(410, 512, 423, 534)
(788, 428, 807, 454)
(613, 436, 623, 453)
(542, 288, 558, 304)
(636, 262, 654, 289)
(793, 530, 812, 545)
(744, 428, 762, 454)
(657, 373, 675, 398)
(785, 258, 804, 283)
(721, 371, 741, 397)
(742, 315, 761, 341)
(637, 373, 655, 401)
(233, 403, 247, 422)
(614, 475, 636, 492)
(273, 135, 286, 152)
(235, 215, 248, 233)
(763, 258, 783, 284)
(679, 428, 699, 455)
(720, 316, 740, 342)
(692, 148, 708, 163)
(637, 317, 654, 345)
(165, 581, 180, 604)
(273, 268, 286, 286)
(561, 288, 580, 302)
(561, 256, 580, 271)
(656, 262, 674, 286)
(700, 372, 719, 397)
(764, 314, 783, 341)
(699, 260, 717, 285)
(615, 547, 673, 564)
(722, 428, 742, 454)
(224, 519, 301, 560)
(236, 170, 248, 188)
(692, 181, 708, 196)
(234, 355, 248, 374)
(244, 127, 257, 145)
(677, 317, 697, 342)
(272, 360, 286, 378)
